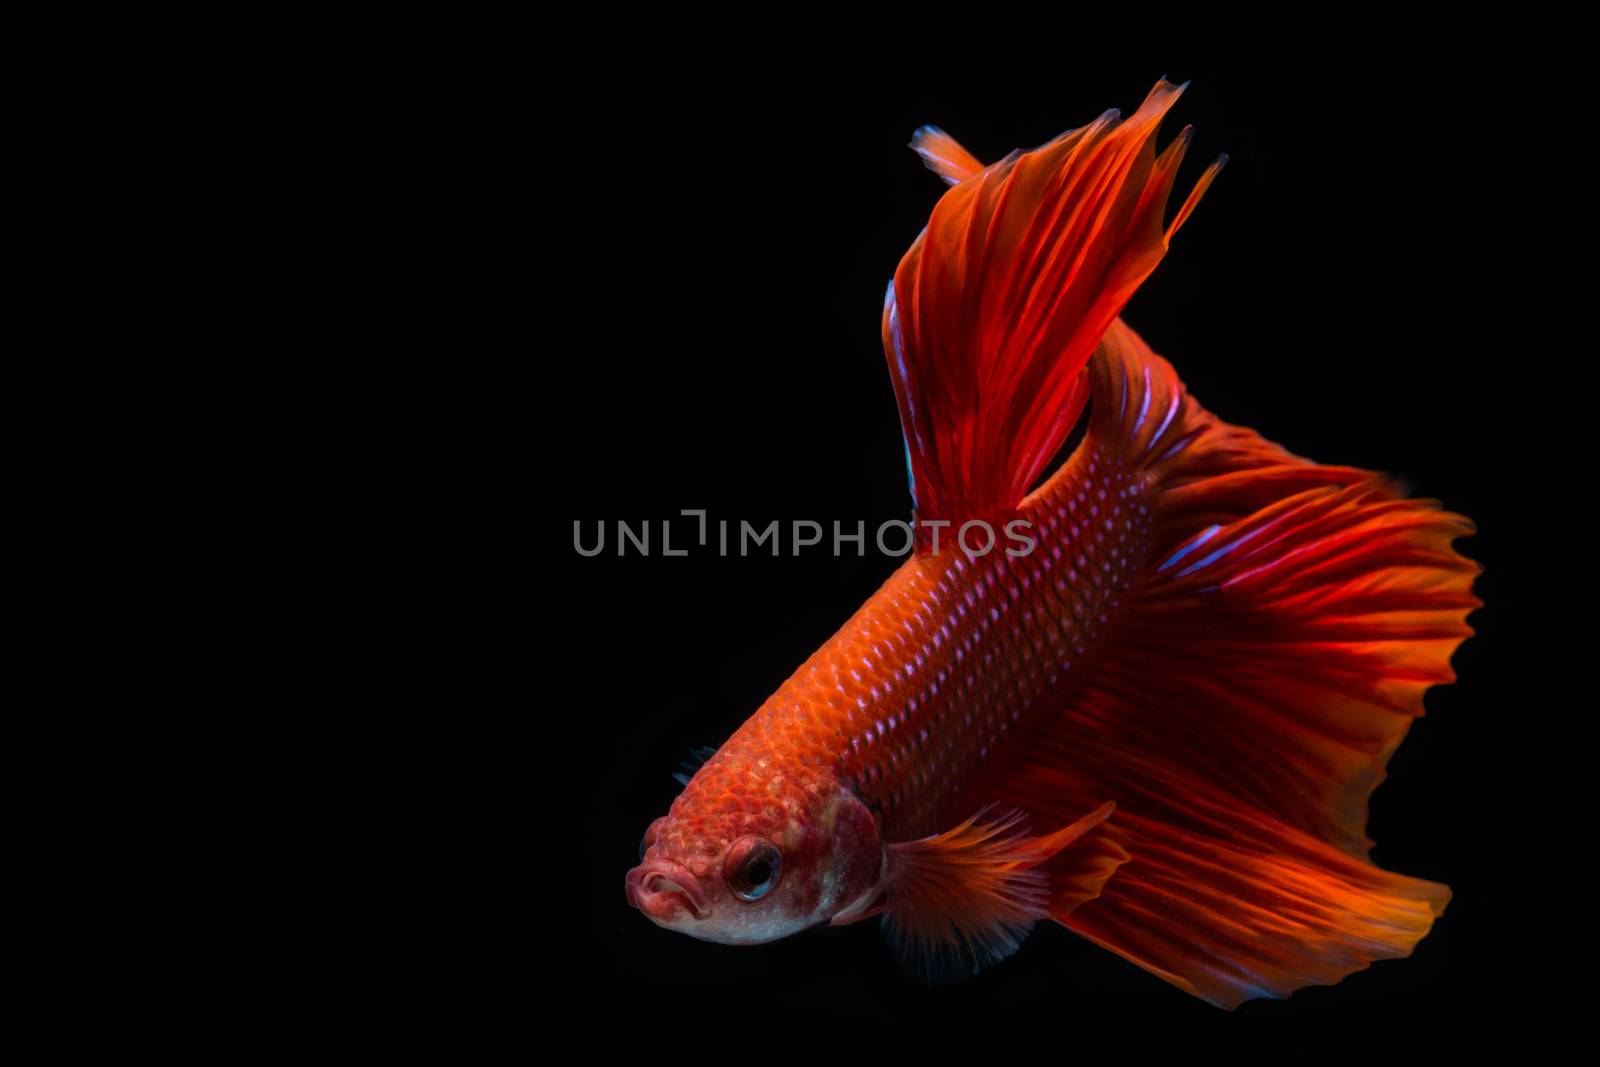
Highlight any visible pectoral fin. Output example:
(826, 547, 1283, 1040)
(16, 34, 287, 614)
(876, 801, 1118, 980)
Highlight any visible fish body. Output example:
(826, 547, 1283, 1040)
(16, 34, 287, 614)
(626, 81, 1478, 1007)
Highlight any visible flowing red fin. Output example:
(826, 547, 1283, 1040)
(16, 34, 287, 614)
(1086, 320, 1480, 857)
(884, 80, 1222, 542)
(989, 322, 1477, 1007)
(878, 802, 1114, 980)
(995, 749, 1450, 1008)
(1072, 796, 1450, 1009)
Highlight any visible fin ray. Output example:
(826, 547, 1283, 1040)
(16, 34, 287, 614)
(878, 802, 1115, 980)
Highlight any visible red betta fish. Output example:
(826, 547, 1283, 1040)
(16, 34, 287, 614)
(625, 80, 1478, 1008)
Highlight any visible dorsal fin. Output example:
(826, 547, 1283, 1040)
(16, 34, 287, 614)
(883, 80, 1224, 545)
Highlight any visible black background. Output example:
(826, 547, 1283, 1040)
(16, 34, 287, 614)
(541, 52, 1538, 1043)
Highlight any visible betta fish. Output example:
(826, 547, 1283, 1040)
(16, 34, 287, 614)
(625, 80, 1478, 1008)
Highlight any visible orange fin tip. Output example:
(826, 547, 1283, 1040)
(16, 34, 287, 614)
(909, 126, 985, 185)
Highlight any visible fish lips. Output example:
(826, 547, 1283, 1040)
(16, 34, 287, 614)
(626, 859, 711, 923)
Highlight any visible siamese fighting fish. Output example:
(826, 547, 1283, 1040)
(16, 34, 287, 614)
(625, 80, 1478, 1008)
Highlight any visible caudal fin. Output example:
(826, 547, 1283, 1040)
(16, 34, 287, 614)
(883, 81, 1223, 537)
(993, 321, 1477, 1007)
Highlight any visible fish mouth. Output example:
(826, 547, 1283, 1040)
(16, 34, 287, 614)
(626, 860, 711, 922)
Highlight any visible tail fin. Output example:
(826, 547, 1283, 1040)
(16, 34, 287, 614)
(883, 80, 1224, 540)
(994, 321, 1478, 1007)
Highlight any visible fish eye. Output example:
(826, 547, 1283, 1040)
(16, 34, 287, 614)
(724, 836, 783, 902)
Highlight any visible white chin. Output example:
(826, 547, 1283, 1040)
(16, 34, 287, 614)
(673, 914, 811, 946)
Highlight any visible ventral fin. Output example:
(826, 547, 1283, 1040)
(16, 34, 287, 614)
(878, 801, 1115, 981)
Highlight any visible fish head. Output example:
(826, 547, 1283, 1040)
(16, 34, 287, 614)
(627, 750, 883, 944)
